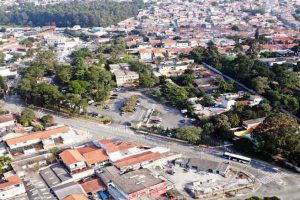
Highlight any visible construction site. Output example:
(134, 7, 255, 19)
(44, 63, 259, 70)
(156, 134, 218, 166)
(150, 157, 257, 199)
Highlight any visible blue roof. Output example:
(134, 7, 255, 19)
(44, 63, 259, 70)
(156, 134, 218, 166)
(99, 191, 108, 199)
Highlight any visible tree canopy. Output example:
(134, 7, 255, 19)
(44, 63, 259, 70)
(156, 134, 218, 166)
(252, 112, 300, 166)
(175, 126, 202, 144)
(0, 0, 145, 27)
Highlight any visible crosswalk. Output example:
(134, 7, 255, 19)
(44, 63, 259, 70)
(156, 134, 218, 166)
(258, 171, 286, 185)
(97, 123, 133, 134)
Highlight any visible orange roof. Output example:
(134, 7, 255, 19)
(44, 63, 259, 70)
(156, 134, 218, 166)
(0, 113, 14, 123)
(59, 149, 85, 165)
(152, 48, 166, 54)
(114, 151, 161, 169)
(163, 39, 176, 45)
(139, 48, 152, 54)
(0, 175, 22, 190)
(82, 149, 109, 165)
(99, 139, 137, 153)
(77, 146, 99, 155)
(64, 194, 89, 200)
(5, 126, 70, 146)
(80, 178, 105, 193)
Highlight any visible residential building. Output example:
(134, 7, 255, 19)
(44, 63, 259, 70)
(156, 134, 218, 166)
(242, 117, 266, 130)
(0, 113, 15, 129)
(80, 178, 106, 197)
(138, 49, 152, 61)
(5, 125, 82, 156)
(59, 146, 109, 180)
(0, 172, 26, 200)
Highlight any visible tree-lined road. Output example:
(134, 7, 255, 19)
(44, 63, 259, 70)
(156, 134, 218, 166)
(1, 96, 300, 199)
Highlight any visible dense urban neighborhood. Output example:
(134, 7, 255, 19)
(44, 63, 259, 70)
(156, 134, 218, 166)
(0, 0, 299, 199)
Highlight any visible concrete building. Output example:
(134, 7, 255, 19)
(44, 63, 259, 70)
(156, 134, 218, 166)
(177, 158, 230, 177)
(99, 166, 167, 200)
(109, 63, 139, 87)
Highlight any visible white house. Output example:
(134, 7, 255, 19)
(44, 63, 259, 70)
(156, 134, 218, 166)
(0, 172, 26, 200)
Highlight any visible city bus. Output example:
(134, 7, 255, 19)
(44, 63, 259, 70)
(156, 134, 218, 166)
(223, 152, 251, 164)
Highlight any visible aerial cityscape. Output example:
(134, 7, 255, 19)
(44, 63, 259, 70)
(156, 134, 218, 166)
(0, 0, 299, 199)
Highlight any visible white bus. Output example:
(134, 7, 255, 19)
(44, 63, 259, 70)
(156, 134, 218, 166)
(223, 152, 251, 164)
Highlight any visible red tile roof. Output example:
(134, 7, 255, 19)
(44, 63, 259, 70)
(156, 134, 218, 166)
(114, 151, 161, 169)
(80, 178, 105, 193)
(0, 175, 22, 190)
(99, 139, 137, 153)
(59, 149, 85, 166)
(82, 149, 109, 165)
(76, 146, 99, 155)
(139, 49, 152, 54)
(5, 126, 70, 146)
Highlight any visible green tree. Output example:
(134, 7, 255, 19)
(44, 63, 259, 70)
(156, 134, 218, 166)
(55, 64, 72, 84)
(251, 76, 269, 94)
(18, 108, 36, 126)
(0, 76, 7, 94)
(34, 50, 57, 73)
(227, 113, 241, 127)
(129, 61, 158, 88)
(0, 156, 11, 175)
(160, 82, 188, 108)
(0, 51, 5, 65)
(200, 94, 215, 107)
(252, 113, 300, 166)
(41, 114, 54, 127)
(67, 80, 90, 96)
(203, 122, 215, 134)
(175, 126, 202, 144)
(204, 42, 222, 69)
(0, 0, 145, 27)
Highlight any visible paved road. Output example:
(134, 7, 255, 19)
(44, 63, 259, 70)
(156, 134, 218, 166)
(2, 96, 300, 199)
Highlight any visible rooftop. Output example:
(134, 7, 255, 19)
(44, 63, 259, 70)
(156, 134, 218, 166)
(80, 178, 105, 194)
(99, 166, 165, 195)
(0, 175, 22, 190)
(0, 113, 14, 123)
(5, 125, 70, 146)
(63, 194, 89, 200)
(59, 149, 86, 166)
(114, 151, 161, 169)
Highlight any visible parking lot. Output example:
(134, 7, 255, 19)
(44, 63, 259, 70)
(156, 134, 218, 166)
(87, 89, 192, 128)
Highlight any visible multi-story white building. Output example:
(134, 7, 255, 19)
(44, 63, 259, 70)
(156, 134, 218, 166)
(109, 63, 139, 87)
